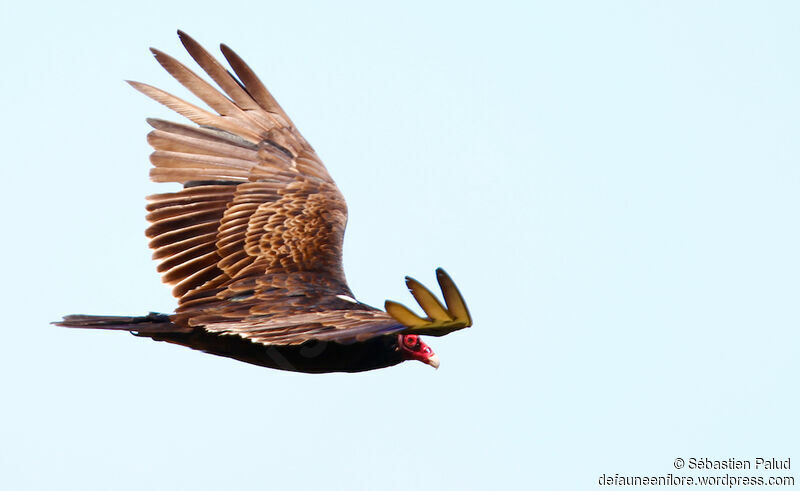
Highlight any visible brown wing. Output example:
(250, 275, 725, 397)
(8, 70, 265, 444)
(131, 31, 405, 345)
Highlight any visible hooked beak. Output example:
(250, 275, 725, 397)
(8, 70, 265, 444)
(425, 354, 440, 369)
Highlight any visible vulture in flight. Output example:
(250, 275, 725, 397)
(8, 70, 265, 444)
(55, 31, 472, 373)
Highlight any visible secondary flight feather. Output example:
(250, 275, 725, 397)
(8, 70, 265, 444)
(55, 31, 472, 373)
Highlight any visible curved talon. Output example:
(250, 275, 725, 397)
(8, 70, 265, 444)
(384, 268, 472, 337)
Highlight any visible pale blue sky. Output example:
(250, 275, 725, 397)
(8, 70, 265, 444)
(1, 1, 798, 490)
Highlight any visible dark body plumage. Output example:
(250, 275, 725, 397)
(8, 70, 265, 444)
(153, 330, 405, 373)
(59, 313, 405, 373)
(55, 32, 472, 373)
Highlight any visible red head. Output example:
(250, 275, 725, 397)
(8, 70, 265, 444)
(397, 334, 440, 369)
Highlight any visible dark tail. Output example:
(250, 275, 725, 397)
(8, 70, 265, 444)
(53, 312, 189, 334)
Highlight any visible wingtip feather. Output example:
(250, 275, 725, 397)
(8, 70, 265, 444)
(384, 300, 428, 328)
(436, 268, 472, 326)
(405, 276, 452, 322)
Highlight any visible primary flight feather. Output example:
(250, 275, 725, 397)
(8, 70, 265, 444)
(55, 31, 472, 373)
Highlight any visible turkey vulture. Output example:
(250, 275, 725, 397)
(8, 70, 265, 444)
(55, 31, 472, 373)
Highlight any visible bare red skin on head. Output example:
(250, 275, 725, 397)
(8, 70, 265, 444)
(397, 334, 436, 364)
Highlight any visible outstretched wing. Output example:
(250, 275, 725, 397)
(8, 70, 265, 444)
(133, 31, 405, 345)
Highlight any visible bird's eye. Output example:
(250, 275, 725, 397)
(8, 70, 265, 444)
(404, 335, 418, 348)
